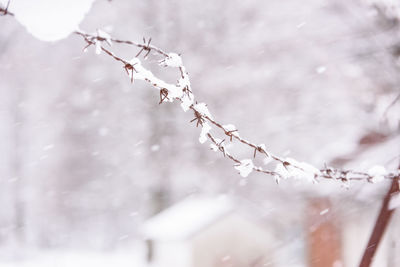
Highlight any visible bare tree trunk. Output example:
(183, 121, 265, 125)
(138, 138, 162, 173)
(359, 172, 400, 267)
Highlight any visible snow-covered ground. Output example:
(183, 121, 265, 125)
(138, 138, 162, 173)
(0, 247, 146, 267)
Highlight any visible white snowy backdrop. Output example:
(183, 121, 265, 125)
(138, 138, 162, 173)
(0, 0, 399, 266)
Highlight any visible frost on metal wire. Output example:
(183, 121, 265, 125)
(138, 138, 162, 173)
(235, 159, 255, 178)
(199, 123, 212, 144)
(193, 103, 213, 119)
(274, 158, 320, 183)
(160, 53, 183, 68)
(73, 29, 398, 185)
(367, 165, 387, 183)
(1, 1, 398, 185)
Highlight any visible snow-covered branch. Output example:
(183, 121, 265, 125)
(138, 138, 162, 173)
(74, 30, 399, 185)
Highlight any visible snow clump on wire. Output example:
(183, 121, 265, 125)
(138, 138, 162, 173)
(367, 165, 386, 183)
(235, 159, 254, 177)
(274, 157, 320, 183)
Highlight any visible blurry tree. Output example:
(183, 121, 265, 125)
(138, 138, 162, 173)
(0, 1, 399, 267)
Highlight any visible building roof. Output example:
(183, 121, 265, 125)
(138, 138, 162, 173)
(142, 195, 233, 241)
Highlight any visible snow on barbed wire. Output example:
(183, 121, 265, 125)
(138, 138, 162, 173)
(199, 123, 212, 144)
(0, 2, 398, 188)
(69, 31, 398, 184)
(193, 103, 213, 119)
(96, 29, 112, 46)
(95, 40, 102, 55)
(210, 138, 223, 152)
(274, 157, 319, 183)
(126, 58, 185, 100)
(178, 72, 194, 112)
(89, 29, 113, 55)
(258, 144, 270, 157)
(367, 165, 387, 183)
(180, 94, 194, 112)
(160, 53, 183, 68)
(235, 159, 254, 177)
(178, 73, 191, 90)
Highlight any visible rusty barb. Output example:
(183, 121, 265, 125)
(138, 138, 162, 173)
(136, 37, 152, 58)
(190, 110, 205, 127)
(124, 63, 138, 83)
(159, 88, 169, 104)
(0, 0, 13, 16)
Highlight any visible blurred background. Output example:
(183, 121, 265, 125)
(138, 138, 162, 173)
(0, 0, 399, 266)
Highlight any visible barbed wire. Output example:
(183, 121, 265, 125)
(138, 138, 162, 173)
(1, 0, 398, 184)
(73, 30, 399, 184)
(0, 0, 13, 16)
